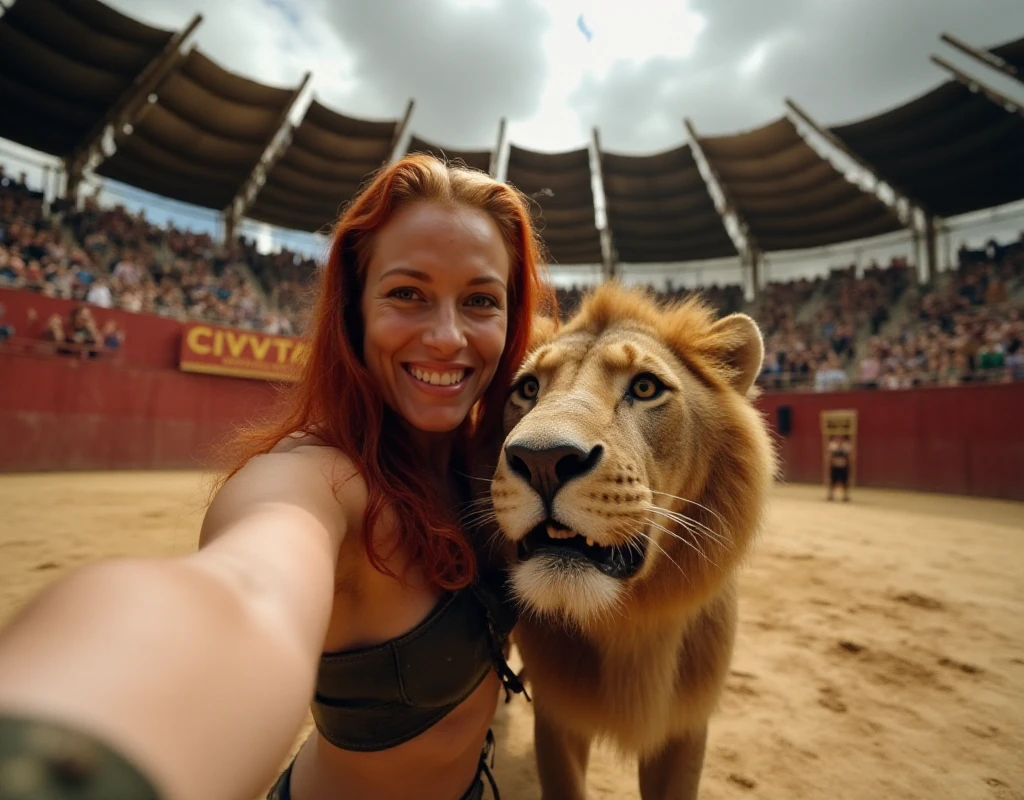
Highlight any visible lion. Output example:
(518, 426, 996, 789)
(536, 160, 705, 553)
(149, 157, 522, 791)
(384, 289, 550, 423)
(488, 283, 776, 799)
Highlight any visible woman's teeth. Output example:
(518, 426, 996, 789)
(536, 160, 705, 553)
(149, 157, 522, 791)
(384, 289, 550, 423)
(408, 366, 466, 386)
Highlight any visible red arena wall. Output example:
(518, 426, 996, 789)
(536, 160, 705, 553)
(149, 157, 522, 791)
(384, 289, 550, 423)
(0, 289, 280, 472)
(757, 383, 1024, 501)
(2, 289, 1022, 499)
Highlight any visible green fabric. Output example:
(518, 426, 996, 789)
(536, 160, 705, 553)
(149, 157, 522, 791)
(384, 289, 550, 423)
(311, 567, 519, 752)
(0, 714, 160, 799)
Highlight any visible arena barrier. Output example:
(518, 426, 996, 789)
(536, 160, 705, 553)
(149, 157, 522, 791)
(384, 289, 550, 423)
(758, 383, 1024, 501)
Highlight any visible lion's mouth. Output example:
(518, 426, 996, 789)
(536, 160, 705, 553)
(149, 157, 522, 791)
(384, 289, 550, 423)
(517, 520, 646, 579)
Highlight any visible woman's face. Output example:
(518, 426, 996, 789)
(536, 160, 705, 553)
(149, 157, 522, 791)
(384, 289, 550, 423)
(360, 202, 511, 434)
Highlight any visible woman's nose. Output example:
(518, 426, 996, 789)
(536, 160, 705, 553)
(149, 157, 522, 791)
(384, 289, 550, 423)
(422, 307, 468, 355)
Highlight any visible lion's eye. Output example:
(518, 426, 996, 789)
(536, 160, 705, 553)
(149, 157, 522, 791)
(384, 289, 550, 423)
(518, 377, 540, 400)
(629, 373, 664, 401)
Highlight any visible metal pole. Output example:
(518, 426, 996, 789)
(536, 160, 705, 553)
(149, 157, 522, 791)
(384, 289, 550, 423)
(683, 117, 758, 297)
(924, 213, 938, 284)
(388, 99, 416, 164)
(591, 126, 616, 281)
(940, 32, 1019, 82)
(930, 54, 1022, 116)
(223, 70, 312, 238)
(489, 117, 507, 179)
(784, 97, 927, 217)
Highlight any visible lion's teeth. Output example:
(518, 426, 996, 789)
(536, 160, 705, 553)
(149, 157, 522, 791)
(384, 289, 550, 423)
(586, 537, 595, 547)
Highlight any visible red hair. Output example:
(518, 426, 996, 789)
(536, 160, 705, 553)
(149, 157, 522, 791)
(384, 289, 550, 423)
(219, 155, 554, 590)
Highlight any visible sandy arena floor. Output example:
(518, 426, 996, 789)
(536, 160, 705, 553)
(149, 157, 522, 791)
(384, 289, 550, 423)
(1, 472, 1022, 800)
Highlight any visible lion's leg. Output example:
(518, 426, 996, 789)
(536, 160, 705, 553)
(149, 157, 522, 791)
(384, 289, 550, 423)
(534, 709, 592, 800)
(637, 724, 708, 800)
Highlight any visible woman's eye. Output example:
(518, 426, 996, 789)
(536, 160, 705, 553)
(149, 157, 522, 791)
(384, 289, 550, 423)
(518, 377, 539, 400)
(628, 373, 664, 401)
(466, 294, 498, 308)
(389, 287, 419, 301)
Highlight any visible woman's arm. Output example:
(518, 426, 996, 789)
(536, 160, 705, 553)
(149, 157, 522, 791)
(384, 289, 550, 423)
(0, 446, 362, 800)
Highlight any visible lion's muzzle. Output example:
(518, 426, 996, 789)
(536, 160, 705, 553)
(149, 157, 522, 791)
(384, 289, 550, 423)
(504, 440, 603, 508)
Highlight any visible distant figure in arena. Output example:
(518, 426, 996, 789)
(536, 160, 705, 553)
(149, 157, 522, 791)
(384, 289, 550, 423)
(0, 155, 549, 800)
(827, 435, 853, 502)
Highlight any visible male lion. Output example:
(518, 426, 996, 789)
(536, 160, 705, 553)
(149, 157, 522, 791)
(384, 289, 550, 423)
(489, 283, 775, 799)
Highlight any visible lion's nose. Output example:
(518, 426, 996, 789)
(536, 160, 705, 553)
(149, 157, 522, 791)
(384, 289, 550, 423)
(504, 441, 603, 506)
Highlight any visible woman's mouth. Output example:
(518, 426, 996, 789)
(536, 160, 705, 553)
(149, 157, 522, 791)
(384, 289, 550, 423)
(403, 364, 471, 388)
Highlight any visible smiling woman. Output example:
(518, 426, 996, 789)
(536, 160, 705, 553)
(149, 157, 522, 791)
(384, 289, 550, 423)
(0, 155, 556, 800)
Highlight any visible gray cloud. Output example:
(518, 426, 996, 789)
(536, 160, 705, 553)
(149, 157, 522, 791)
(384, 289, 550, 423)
(570, 0, 1024, 153)
(317, 0, 551, 149)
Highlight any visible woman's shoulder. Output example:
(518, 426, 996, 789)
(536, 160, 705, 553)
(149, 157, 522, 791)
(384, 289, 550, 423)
(215, 433, 369, 521)
(266, 433, 367, 493)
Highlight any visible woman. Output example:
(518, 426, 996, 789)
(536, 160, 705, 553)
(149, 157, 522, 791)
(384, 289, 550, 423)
(0, 155, 552, 800)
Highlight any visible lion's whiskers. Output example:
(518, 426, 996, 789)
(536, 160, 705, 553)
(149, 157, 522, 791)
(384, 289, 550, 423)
(644, 504, 731, 552)
(647, 490, 729, 532)
(625, 526, 688, 581)
(642, 517, 721, 572)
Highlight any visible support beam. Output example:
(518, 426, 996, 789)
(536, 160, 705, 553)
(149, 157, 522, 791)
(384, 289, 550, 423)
(590, 127, 616, 281)
(388, 99, 416, 164)
(488, 117, 507, 178)
(930, 54, 1022, 117)
(924, 213, 938, 284)
(64, 13, 203, 202)
(683, 118, 760, 298)
(222, 71, 312, 244)
(786, 96, 936, 285)
(940, 32, 1020, 83)
(784, 97, 928, 218)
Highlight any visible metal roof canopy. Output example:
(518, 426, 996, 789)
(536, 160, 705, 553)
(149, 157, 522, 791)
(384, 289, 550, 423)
(694, 117, 904, 252)
(0, 0, 177, 156)
(829, 80, 1024, 218)
(95, 48, 305, 211)
(505, 144, 602, 265)
(599, 142, 736, 263)
(245, 98, 413, 233)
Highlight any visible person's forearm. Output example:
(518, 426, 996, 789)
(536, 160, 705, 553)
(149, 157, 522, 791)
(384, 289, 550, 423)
(0, 558, 317, 800)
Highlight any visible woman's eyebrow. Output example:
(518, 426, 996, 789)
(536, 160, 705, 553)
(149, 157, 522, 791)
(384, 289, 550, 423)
(467, 276, 506, 288)
(379, 267, 431, 282)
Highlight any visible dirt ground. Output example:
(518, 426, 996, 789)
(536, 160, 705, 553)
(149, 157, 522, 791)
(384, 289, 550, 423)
(1, 472, 1022, 800)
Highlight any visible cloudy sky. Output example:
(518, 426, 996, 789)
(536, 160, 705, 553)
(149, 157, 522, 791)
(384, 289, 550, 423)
(102, 0, 1024, 155)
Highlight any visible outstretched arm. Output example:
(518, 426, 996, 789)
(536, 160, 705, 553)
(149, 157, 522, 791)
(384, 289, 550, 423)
(0, 446, 359, 800)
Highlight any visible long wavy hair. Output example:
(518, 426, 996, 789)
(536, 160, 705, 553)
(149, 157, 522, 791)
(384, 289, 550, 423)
(219, 155, 554, 590)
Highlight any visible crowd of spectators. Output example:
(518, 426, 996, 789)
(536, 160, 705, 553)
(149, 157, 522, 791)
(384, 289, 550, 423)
(757, 259, 916, 390)
(3, 162, 1023, 390)
(0, 167, 302, 338)
(852, 243, 1024, 389)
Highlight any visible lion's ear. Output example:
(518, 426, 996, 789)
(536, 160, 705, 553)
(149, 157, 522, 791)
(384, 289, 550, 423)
(709, 313, 763, 395)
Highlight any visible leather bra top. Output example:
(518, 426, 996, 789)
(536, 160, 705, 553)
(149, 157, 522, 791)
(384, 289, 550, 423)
(310, 567, 523, 752)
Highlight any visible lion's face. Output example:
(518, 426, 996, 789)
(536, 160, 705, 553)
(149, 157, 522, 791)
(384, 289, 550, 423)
(490, 285, 774, 628)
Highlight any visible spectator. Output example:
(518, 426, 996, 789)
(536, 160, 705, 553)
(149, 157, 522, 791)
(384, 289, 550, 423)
(101, 319, 124, 351)
(86, 278, 113, 308)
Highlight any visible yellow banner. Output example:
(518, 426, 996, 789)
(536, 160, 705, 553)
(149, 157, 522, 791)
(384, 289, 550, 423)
(179, 323, 306, 382)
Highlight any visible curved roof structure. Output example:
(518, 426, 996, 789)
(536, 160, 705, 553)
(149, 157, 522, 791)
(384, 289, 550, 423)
(830, 82, 1024, 217)
(406, 134, 491, 174)
(505, 145, 601, 265)
(246, 100, 405, 232)
(696, 117, 903, 252)
(0, 0, 175, 156)
(96, 49, 299, 210)
(600, 145, 735, 263)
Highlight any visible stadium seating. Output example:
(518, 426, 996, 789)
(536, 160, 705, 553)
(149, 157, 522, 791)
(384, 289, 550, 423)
(2, 170, 1021, 391)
